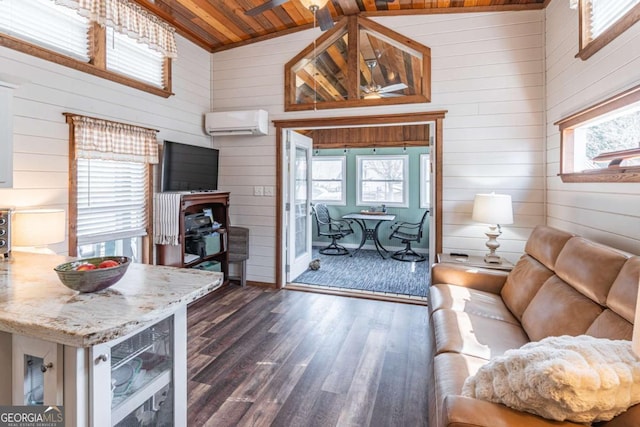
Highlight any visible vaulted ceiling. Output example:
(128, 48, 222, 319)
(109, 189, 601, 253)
(133, 0, 546, 53)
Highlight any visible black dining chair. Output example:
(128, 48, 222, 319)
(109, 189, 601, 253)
(312, 203, 354, 255)
(388, 209, 430, 262)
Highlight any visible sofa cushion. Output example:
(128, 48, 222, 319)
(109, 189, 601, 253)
(433, 352, 488, 427)
(586, 310, 634, 340)
(524, 225, 573, 271)
(521, 276, 603, 342)
(462, 335, 640, 423)
(500, 254, 555, 321)
(430, 284, 519, 324)
(432, 309, 529, 360)
(555, 238, 629, 305)
(607, 257, 640, 324)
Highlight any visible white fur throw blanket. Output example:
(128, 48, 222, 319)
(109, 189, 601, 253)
(462, 335, 640, 423)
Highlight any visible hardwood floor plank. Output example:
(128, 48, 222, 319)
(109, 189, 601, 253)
(335, 328, 387, 426)
(187, 285, 430, 427)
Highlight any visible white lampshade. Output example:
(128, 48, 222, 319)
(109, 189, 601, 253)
(12, 209, 65, 247)
(634, 278, 640, 357)
(472, 193, 514, 226)
(300, 0, 330, 10)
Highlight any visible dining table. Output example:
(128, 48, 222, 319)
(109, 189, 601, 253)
(341, 212, 396, 258)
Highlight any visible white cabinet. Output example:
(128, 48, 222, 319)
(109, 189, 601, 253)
(90, 307, 187, 426)
(12, 335, 64, 406)
(0, 82, 16, 188)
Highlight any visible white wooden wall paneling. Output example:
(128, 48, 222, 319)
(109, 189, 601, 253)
(214, 11, 546, 279)
(545, 0, 640, 256)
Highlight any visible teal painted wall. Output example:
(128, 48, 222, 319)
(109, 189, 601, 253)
(312, 146, 430, 251)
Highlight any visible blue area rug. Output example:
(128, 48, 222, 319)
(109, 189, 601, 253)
(292, 248, 429, 297)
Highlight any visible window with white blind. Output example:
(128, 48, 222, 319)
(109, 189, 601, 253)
(76, 158, 148, 261)
(578, 0, 640, 59)
(0, 0, 90, 61)
(0, 0, 173, 96)
(106, 27, 165, 88)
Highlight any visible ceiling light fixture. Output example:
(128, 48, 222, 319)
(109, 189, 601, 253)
(300, 0, 330, 11)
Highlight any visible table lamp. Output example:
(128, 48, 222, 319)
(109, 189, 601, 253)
(12, 209, 65, 254)
(634, 278, 640, 357)
(472, 193, 513, 264)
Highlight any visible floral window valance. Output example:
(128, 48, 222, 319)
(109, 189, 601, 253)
(65, 114, 159, 164)
(53, 0, 177, 59)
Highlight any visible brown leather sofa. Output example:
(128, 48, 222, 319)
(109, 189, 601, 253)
(428, 225, 640, 427)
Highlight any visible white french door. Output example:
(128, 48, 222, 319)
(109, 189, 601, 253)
(286, 130, 313, 281)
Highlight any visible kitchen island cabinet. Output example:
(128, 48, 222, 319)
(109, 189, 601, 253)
(0, 251, 223, 426)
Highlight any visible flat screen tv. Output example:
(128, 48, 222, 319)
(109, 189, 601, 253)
(161, 141, 219, 192)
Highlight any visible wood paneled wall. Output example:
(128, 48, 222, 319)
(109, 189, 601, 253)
(307, 124, 429, 148)
(0, 35, 212, 255)
(213, 11, 546, 284)
(545, 1, 640, 254)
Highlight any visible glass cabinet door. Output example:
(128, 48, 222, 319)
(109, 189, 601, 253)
(12, 335, 63, 406)
(91, 308, 186, 427)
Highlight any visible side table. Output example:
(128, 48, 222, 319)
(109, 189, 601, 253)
(437, 253, 514, 271)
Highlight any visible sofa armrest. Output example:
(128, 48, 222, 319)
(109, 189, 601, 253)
(443, 395, 583, 427)
(431, 263, 509, 295)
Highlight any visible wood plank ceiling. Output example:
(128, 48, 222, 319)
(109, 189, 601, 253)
(133, 0, 546, 53)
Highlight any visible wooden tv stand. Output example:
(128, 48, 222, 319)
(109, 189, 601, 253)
(156, 191, 230, 281)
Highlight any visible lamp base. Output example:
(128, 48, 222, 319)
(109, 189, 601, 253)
(484, 253, 502, 264)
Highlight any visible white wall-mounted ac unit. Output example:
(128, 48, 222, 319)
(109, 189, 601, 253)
(205, 109, 268, 136)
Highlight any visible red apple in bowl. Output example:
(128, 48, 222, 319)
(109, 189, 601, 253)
(98, 260, 120, 269)
(76, 263, 97, 271)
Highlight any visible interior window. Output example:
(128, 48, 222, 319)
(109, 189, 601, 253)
(311, 156, 346, 205)
(356, 154, 408, 207)
(556, 84, 640, 182)
(578, 0, 640, 59)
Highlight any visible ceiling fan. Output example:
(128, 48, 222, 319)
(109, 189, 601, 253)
(361, 59, 407, 99)
(246, 0, 335, 31)
(245, 0, 396, 32)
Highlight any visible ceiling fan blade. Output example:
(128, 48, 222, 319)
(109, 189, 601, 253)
(245, 0, 290, 16)
(380, 92, 404, 98)
(378, 83, 408, 93)
(317, 6, 334, 31)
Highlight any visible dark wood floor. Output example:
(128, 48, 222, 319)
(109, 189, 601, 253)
(186, 285, 430, 427)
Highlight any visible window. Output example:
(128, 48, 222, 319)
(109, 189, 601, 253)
(107, 27, 166, 88)
(556, 83, 640, 182)
(420, 154, 431, 208)
(66, 114, 158, 261)
(76, 159, 148, 261)
(0, 0, 174, 97)
(356, 155, 408, 207)
(311, 156, 346, 205)
(578, 0, 640, 60)
(0, 0, 90, 61)
(285, 15, 431, 111)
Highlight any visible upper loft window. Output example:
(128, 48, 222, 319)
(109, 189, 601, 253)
(556, 83, 640, 182)
(577, 0, 640, 60)
(0, 0, 175, 97)
(285, 15, 431, 111)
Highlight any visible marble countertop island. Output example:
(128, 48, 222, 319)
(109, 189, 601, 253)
(0, 251, 223, 347)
